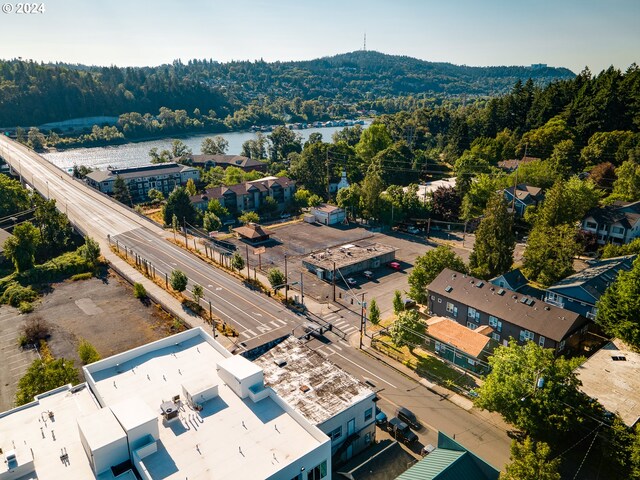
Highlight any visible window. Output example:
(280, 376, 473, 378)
(446, 302, 457, 317)
(467, 307, 480, 321)
(519, 330, 535, 342)
(467, 322, 478, 330)
(430, 295, 435, 301)
(558, 340, 566, 351)
(539, 336, 546, 347)
(364, 408, 373, 422)
(328, 426, 342, 441)
(307, 460, 328, 480)
(612, 226, 624, 235)
(489, 316, 498, 327)
(468, 358, 476, 365)
(585, 221, 597, 229)
(437, 298, 442, 304)
(491, 332, 500, 342)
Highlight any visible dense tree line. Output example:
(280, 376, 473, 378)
(0, 51, 573, 128)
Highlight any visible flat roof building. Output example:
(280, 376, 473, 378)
(0, 328, 331, 480)
(302, 243, 396, 281)
(254, 338, 377, 464)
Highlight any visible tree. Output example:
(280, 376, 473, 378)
(268, 126, 302, 164)
(149, 147, 171, 164)
(409, 246, 467, 304)
(267, 268, 286, 290)
(203, 212, 221, 233)
(355, 123, 392, 164)
(522, 224, 580, 286)
(113, 176, 132, 206)
(368, 299, 380, 325)
(508, 159, 560, 190)
(170, 139, 192, 158)
(231, 252, 245, 271)
(185, 178, 197, 196)
(461, 173, 509, 220)
(241, 132, 267, 159)
(3, 222, 40, 272)
(307, 194, 323, 207)
(239, 211, 260, 225)
(548, 139, 578, 178)
(33, 198, 72, 258)
(77, 339, 101, 365)
(0, 174, 31, 216)
(192, 284, 204, 304)
(15, 358, 79, 406)
(391, 310, 425, 351)
(392, 290, 404, 315)
(80, 237, 101, 268)
(163, 187, 196, 226)
(27, 127, 46, 151)
(258, 196, 279, 218)
(431, 186, 461, 221)
(589, 162, 617, 190)
(170, 270, 188, 293)
(611, 160, 640, 202)
(336, 184, 362, 220)
(148, 188, 164, 202)
(222, 166, 245, 185)
(469, 194, 515, 279)
(500, 438, 561, 480)
(518, 116, 575, 160)
(536, 178, 601, 228)
(204, 200, 228, 219)
(360, 167, 385, 221)
(474, 341, 585, 440)
(293, 188, 312, 209)
(201, 136, 229, 155)
(289, 142, 328, 197)
(596, 257, 640, 349)
(171, 214, 179, 241)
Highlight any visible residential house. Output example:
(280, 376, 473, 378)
(185, 154, 267, 173)
(396, 431, 499, 480)
(254, 337, 377, 464)
(403, 177, 456, 204)
(581, 201, 640, 245)
(427, 269, 590, 353)
(311, 204, 346, 225)
(502, 183, 544, 217)
(233, 223, 273, 244)
(424, 317, 496, 374)
(490, 268, 545, 299)
(544, 255, 636, 320)
(85, 163, 200, 202)
(329, 170, 350, 194)
(576, 339, 640, 427)
(497, 156, 540, 172)
(190, 176, 296, 214)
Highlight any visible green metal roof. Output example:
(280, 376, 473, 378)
(396, 449, 465, 479)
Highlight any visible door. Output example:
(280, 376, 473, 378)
(346, 418, 355, 459)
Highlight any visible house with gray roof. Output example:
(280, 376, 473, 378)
(502, 183, 544, 217)
(490, 268, 545, 299)
(581, 200, 640, 245)
(184, 154, 267, 173)
(544, 255, 636, 320)
(85, 163, 200, 202)
(427, 269, 590, 353)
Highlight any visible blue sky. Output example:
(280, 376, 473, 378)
(0, 0, 638, 73)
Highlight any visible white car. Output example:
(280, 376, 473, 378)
(346, 277, 357, 286)
(407, 226, 421, 234)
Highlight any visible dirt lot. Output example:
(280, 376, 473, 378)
(17, 271, 184, 384)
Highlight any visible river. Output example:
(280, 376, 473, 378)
(42, 123, 369, 172)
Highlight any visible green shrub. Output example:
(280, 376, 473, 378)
(77, 339, 101, 365)
(0, 282, 38, 307)
(18, 334, 28, 347)
(71, 272, 93, 281)
(18, 301, 34, 314)
(133, 282, 147, 299)
(18, 250, 91, 285)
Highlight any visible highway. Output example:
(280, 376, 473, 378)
(0, 137, 511, 468)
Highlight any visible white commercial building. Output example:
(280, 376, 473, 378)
(0, 328, 331, 480)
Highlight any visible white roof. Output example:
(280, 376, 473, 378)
(84, 328, 327, 480)
(110, 397, 157, 432)
(404, 177, 457, 201)
(77, 407, 126, 451)
(576, 339, 640, 427)
(0, 385, 102, 480)
(217, 354, 262, 381)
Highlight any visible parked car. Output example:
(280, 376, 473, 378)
(375, 407, 387, 428)
(388, 417, 418, 444)
(388, 261, 401, 270)
(396, 407, 420, 430)
(407, 226, 421, 234)
(363, 270, 374, 279)
(421, 444, 436, 456)
(346, 277, 357, 286)
(403, 298, 417, 309)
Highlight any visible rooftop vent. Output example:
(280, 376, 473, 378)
(476, 281, 484, 288)
(445, 285, 453, 293)
(512, 294, 518, 299)
(497, 289, 505, 295)
(300, 385, 311, 393)
(274, 357, 287, 368)
(611, 355, 627, 361)
(544, 306, 550, 311)
(520, 297, 528, 304)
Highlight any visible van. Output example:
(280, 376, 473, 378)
(388, 417, 418, 444)
(396, 407, 420, 430)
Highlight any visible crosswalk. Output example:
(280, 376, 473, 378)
(238, 317, 288, 340)
(323, 312, 358, 335)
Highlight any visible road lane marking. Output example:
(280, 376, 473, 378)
(326, 349, 397, 388)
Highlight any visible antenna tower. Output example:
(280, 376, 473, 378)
(363, 33, 366, 51)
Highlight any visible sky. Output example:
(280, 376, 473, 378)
(0, 0, 638, 74)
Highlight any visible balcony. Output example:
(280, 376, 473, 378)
(545, 297, 564, 308)
(586, 311, 597, 320)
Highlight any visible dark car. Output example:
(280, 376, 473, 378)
(375, 407, 388, 428)
(396, 407, 420, 430)
(388, 417, 418, 444)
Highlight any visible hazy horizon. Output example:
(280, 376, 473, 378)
(0, 0, 638, 74)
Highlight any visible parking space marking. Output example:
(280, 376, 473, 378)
(270, 321, 281, 328)
(242, 328, 257, 337)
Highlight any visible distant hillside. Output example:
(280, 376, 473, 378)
(0, 51, 574, 127)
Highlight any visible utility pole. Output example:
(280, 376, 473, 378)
(245, 245, 250, 278)
(332, 261, 336, 301)
(300, 271, 304, 306)
(284, 254, 288, 301)
(359, 292, 366, 349)
(326, 149, 330, 200)
(183, 217, 188, 246)
(511, 144, 527, 215)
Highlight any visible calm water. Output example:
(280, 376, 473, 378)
(43, 123, 369, 171)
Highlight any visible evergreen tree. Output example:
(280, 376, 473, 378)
(231, 252, 245, 272)
(392, 290, 404, 315)
(469, 194, 515, 279)
(185, 178, 197, 196)
(391, 310, 425, 351)
(170, 270, 188, 293)
(408, 246, 467, 304)
(522, 224, 580, 286)
(163, 187, 197, 226)
(113, 176, 132, 206)
(368, 299, 380, 325)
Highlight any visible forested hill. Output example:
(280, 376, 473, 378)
(0, 50, 574, 127)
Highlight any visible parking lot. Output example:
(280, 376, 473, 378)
(0, 306, 38, 411)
